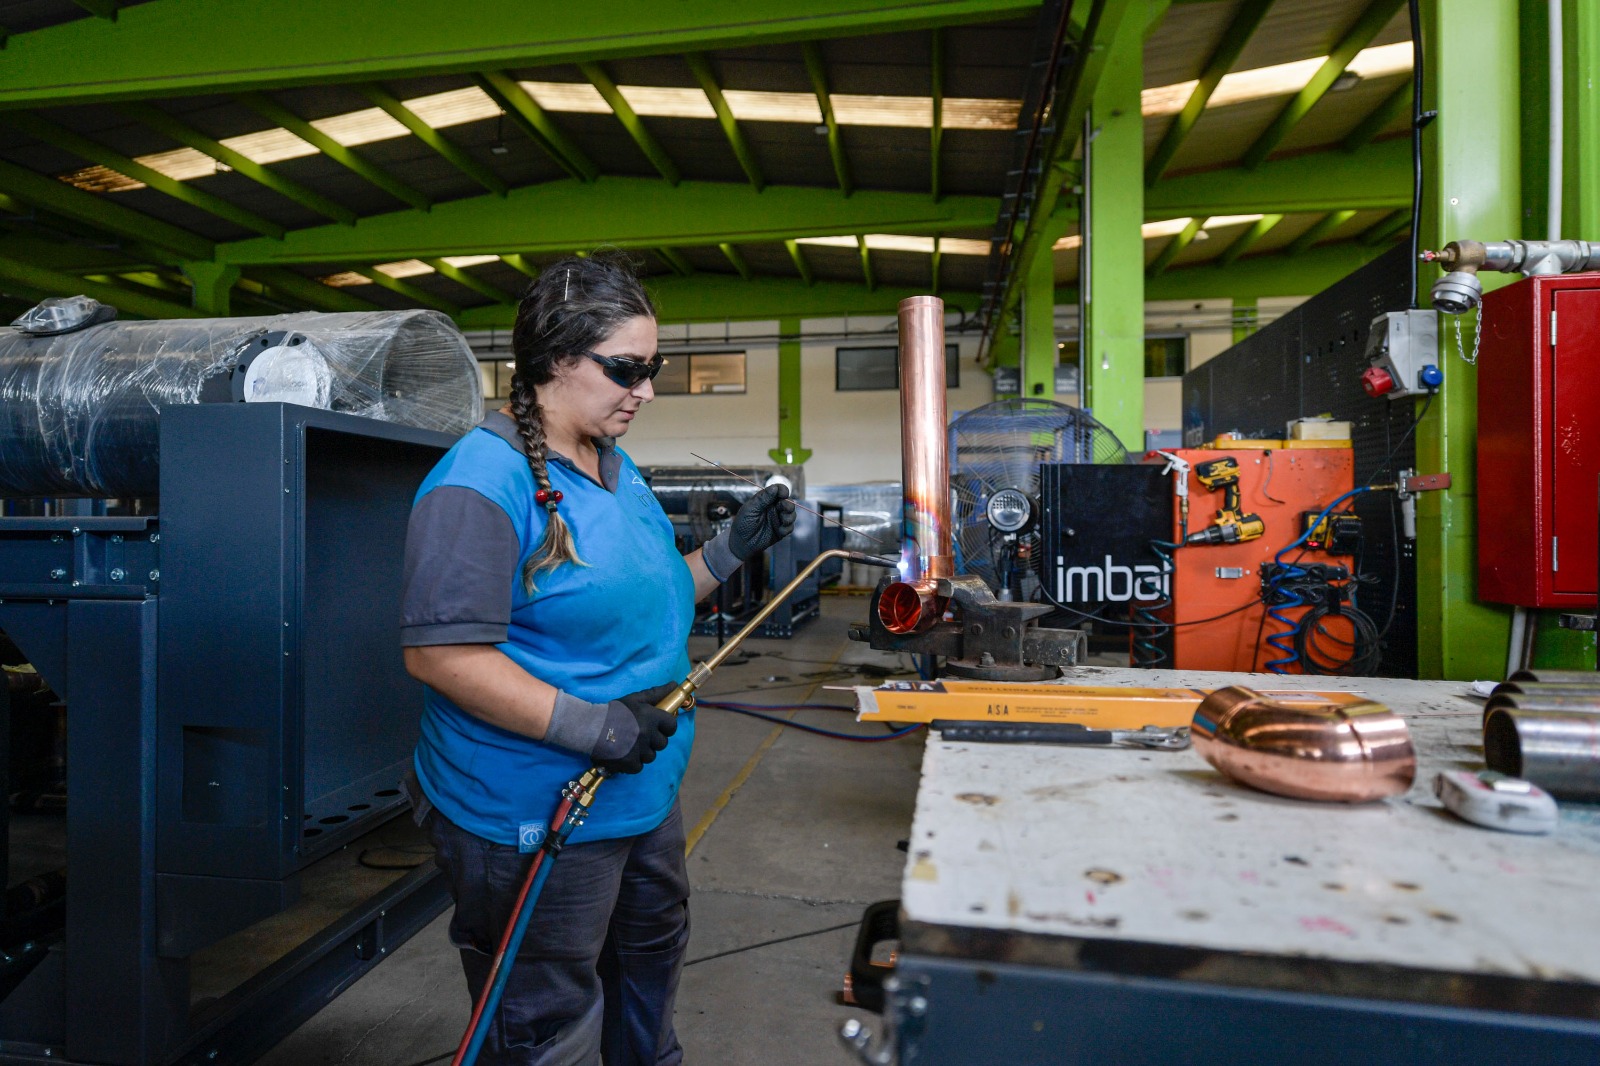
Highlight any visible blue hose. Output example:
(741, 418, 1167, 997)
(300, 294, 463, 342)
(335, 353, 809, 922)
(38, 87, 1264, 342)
(1262, 488, 1373, 674)
(456, 849, 559, 1065)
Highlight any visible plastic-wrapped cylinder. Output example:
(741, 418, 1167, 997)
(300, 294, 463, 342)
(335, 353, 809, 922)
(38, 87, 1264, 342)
(0, 309, 483, 497)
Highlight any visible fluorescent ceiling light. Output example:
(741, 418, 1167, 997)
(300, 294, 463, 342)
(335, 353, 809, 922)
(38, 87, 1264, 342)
(442, 254, 501, 268)
(1142, 41, 1413, 117)
(795, 234, 990, 256)
(1053, 219, 1197, 251)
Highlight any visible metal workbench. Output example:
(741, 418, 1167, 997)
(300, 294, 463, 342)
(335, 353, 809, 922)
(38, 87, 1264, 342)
(875, 667, 1600, 1065)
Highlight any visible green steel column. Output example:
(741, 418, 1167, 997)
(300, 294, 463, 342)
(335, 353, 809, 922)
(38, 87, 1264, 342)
(768, 316, 813, 464)
(1232, 297, 1258, 344)
(1082, 4, 1145, 447)
(1570, 0, 1600, 237)
(1021, 241, 1056, 398)
(182, 261, 241, 316)
(1414, 0, 1521, 679)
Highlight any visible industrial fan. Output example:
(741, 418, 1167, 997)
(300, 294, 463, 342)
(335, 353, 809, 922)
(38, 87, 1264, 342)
(950, 398, 1129, 599)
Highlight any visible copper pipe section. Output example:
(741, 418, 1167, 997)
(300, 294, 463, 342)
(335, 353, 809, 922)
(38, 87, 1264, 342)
(879, 295, 951, 634)
(1484, 707, 1600, 800)
(1190, 686, 1417, 803)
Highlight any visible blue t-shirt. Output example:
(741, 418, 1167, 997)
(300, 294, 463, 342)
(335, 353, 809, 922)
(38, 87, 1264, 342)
(400, 414, 697, 846)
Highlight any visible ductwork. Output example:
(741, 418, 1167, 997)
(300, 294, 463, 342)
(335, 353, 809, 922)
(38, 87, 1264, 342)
(1191, 686, 1417, 803)
(878, 296, 952, 634)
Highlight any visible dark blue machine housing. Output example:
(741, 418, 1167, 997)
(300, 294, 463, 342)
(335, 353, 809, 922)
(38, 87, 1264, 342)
(0, 403, 454, 1066)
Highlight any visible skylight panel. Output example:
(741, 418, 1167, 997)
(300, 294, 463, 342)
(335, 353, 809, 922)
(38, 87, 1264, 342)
(442, 254, 501, 267)
(1142, 42, 1414, 117)
(617, 85, 717, 120)
(405, 87, 502, 129)
(1054, 219, 1196, 251)
(310, 107, 412, 147)
(520, 81, 613, 114)
(941, 98, 1023, 130)
(722, 89, 822, 124)
(375, 259, 434, 278)
(1204, 214, 1265, 228)
(831, 95, 933, 128)
(58, 164, 145, 193)
(795, 235, 990, 255)
(220, 126, 318, 165)
(317, 271, 373, 287)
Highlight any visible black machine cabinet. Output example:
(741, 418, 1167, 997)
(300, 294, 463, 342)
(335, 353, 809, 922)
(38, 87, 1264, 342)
(0, 404, 454, 1066)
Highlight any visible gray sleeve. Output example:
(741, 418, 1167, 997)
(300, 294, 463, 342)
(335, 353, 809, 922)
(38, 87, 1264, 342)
(400, 485, 520, 646)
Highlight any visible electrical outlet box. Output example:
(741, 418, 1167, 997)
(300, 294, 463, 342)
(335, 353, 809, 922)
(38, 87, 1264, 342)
(1362, 310, 1439, 399)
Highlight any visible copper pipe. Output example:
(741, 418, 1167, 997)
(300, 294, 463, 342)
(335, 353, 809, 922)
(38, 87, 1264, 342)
(1191, 686, 1416, 803)
(879, 295, 950, 634)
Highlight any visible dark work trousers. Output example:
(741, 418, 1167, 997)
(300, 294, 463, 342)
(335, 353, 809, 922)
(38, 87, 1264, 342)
(427, 803, 690, 1066)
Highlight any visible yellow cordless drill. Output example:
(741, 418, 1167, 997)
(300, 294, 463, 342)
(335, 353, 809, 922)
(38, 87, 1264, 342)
(1185, 456, 1265, 545)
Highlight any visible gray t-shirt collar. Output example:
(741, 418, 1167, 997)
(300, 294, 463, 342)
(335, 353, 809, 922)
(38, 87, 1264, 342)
(480, 410, 621, 493)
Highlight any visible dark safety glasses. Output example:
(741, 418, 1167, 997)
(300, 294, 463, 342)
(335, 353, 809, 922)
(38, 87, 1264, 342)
(583, 350, 666, 389)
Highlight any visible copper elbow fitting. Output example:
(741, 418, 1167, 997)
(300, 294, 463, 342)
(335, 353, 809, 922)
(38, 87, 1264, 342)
(878, 579, 945, 634)
(1191, 687, 1417, 803)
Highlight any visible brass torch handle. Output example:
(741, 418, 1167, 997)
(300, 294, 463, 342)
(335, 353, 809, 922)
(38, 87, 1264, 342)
(656, 549, 898, 713)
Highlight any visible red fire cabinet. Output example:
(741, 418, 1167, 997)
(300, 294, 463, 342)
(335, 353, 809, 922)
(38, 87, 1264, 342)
(1477, 273, 1600, 608)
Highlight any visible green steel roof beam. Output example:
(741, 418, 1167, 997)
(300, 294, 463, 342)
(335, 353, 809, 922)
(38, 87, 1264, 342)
(1147, 217, 1203, 277)
(1285, 210, 1358, 255)
(459, 274, 983, 328)
(0, 1, 1039, 109)
(685, 54, 764, 192)
(424, 257, 516, 303)
(0, 255, 202, 319)
(656, 246, 695, 276)
(802, 42, 853, 196)
(358, 267, 461, 314)
(69, 0, 118, 19)
(931, 235, 942, 295)
(247, 266, 383, 312)
(930, 28, 944, 202)
(0, 157, 212, 259)
(717, 242, 752, 280)
(580, 62, 680, 185)
(236, 92, 432, 211)
(1146, 139, 1409, 218)
(473, 72, 598, 182)
(0, 112, 284, 239)
(1241, 0, 1407, 170)
(981, 0, 1138, 356)
(783, 239, 813, 286)
(857, 233, 875, 291)
(117, 102, 358, 226)
(1145, 0, 1276, 187)
(500, 253, 540, 279)
(1358, 207, 1411, 244)
(1216, 212, 1282, 266)
(358, 85, 508, 197)
(1339, 80, 1411, 153)
(215, 178, 997, 266)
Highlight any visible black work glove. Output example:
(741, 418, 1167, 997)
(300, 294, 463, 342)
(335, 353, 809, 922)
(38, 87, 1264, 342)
(545, 683, 679, 775)
(703, 483, 797, 580)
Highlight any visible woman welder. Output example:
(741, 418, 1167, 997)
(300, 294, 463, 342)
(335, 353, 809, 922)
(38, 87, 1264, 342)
(400, 253, 794, 1065)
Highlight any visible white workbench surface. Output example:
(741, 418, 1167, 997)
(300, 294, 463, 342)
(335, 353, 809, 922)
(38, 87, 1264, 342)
(901, 667, 1600, 994)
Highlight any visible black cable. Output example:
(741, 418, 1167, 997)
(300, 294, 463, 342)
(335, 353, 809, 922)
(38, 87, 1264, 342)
(1040, 588, 1259, 630)
(1295, 604, 1383, 675)
(684, 920, 859, 967)
(1369, 390, 1433, 487)
(1407, 0, 1432, 310)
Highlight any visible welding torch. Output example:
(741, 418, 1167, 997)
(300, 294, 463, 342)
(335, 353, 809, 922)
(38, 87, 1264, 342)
(453, 547, 900, 1066)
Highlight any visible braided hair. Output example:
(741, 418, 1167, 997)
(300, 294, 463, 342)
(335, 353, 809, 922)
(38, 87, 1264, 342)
(509, 251, 655, 592)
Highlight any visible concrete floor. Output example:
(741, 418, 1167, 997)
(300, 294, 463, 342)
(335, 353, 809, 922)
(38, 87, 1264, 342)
(255, 592, 925, 1066)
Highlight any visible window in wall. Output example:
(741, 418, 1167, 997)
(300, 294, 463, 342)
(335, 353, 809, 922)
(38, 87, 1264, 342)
(652, 352, 747, 395)
(1055, 339, 1081, 397)
(836, 344, 959, 391)
(1144, 334, 1188, 378)
(478, 360, 517, 401)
